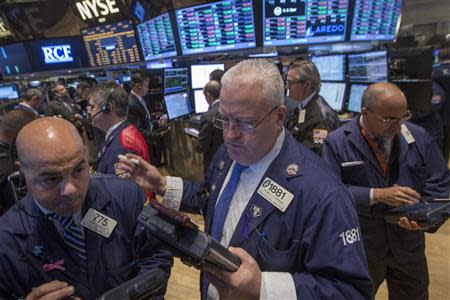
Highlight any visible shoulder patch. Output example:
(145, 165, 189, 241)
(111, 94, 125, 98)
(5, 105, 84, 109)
(120, 125, 150, 162)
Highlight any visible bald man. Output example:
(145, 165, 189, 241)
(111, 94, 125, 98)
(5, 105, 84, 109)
(0, 118, 171, 299)
(322, 83, 450, 300)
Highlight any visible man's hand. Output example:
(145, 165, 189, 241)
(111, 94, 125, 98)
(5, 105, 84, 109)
(117, 153, 166, 193)
(373, 186, 420, 206)
(398, 217, 430, 231)
(205, 247, 261, 300)
(26, 280, 79, 300)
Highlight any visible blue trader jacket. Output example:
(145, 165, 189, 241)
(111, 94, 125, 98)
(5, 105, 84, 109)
(0, 175, 172, 300)
(322, 118, 450, 263)
(93, 120, 150, 175)
(180, 131, 373, 299)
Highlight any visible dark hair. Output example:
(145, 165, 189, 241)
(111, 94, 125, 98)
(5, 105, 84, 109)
(209, 69, 225, 82)
(0, 110, 38, 144)
(204, 81, 221, 99)
(131, 71, 150, 86)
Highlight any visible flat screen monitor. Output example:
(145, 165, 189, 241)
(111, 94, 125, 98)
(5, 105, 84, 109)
(311, 55, 346, 81)
(0, 43, 32, 75)
(351, 0, 403, 41)
(263, 0, 349, 47)
(397, 81, 432, 114)
(81, 20, 141, 67)
(164, 92, 191, 120)
(136, 12, 177, 61)
(164, 68, 188, 94)
(175, 0, 256, 55)
(191, 64, 224, 89)
(146, 59, 173, 69)
(27, 36, 89, 71)
(347, 84, 368, 113)
(0, 84, 20, 101)
(348, 51, 388, 82)
(319, 82, 346, 111)
(194, 89, 209, 114)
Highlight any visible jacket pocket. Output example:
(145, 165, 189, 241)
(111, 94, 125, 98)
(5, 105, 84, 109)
(256, 238, 300, 272)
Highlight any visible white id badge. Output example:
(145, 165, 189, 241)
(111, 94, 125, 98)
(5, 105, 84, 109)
(298, 109, 306, 124)
(257, 177, 294, 212)
(401, 124, 415, 144)
(81, 208, 117, 238)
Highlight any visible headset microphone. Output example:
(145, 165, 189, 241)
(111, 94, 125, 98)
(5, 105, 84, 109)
(90, 104, 111, 120)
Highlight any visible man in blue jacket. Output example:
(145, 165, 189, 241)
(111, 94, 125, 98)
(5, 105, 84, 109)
(119, 59, 372, 300)
(322, 82, 450, 300)
(0, 117, 172, 299)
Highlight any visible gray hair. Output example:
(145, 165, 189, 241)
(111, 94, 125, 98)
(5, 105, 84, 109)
(23, 88, 43, 101)
(288, 60, 321, 93)
(89, 81, 129, 117)
(221, 59, 284, 107)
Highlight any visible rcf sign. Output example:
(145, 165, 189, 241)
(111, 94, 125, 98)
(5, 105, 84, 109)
(42, 45, 74, 64)
(75, 0, 120, 21)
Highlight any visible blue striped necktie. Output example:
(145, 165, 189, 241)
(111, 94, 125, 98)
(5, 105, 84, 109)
(211, 163, 248, 241)
(49, 213, 87, 271)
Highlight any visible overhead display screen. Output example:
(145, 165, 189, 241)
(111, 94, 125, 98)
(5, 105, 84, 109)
(81, 20, 141, 67)
(191, 64, 225, 89)
(27, 37, 89, 71)
(0, 84, 20, 101)
(137, 12, 177, 61)
(164, 67, 188, 94)
(0, 43, 32, 75)
(175, 0, 256, 55)
(263, 0, 349, 46)
(347, 84, 368, 113)
(311, 54, 346, 81)
(351, 0, 403, 41)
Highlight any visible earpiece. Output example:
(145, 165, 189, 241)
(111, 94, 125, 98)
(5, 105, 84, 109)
(101, 104, 111, 114)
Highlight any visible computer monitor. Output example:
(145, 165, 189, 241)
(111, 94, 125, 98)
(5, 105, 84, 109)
(348, 51, 388, 82)
(0, 43, 32, 75)
(311, 55, 346, 81)
(351, 0, 403, 41)
(146, 59, 173, 69)
(397, 81, 432, 114)
(319, 82, 346, 111)
(191, 64, 224, 89)
(0, 84, 20, 101)
(263, 0, 349, 47)
(81, 20, 141, 67)
(164, 68, 188, 94)
(347, 84, 368, 113)
(26, 36, 89, 71)
(136, 12, 177, 61)
(164, 92, 192, 120)
(175, 0, 256, 55)
(194, 89, 209, 114)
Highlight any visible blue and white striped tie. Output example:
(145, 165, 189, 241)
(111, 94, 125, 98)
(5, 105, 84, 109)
(49, 214, 87, 271)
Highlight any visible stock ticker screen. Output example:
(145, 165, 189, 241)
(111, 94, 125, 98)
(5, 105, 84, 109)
(350, 0, 403, 41)
(82, 20, 141, 67)
(175, 0, 256, 55)
(351, 0, 403, 41)
(263, 0, 349, 46)
(137, 13, 177, 61)
(348, 51, 388, 82)
(0, 43, 32, 75)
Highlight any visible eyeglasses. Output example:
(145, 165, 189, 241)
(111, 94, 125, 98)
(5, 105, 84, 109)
(213, 106, 279, 133)
(369, 110, 412, 125)
(285, 79, 306, 86)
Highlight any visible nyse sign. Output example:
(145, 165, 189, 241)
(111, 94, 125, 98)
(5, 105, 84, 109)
(42, 45, 74, 64)
(75, 0, 120, 21)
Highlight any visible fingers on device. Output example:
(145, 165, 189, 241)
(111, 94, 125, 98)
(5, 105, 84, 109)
(384, 198, 450, 228)
(96, 268, 168, 300)
(138, 202, 241, 272)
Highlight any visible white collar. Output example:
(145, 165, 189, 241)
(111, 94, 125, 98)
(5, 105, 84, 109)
(20, 102, 39, 115)
(210, 99, 220, 107)
(247, 128, 285, 175)
(105, 120, 126, 141)
(297, 92, 316, 109)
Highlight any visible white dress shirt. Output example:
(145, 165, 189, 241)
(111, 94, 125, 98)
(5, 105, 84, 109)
(163, 128, 297, 300)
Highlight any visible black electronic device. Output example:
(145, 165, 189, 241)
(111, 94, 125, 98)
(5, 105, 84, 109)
(0, 42, 32, 75)
(389, 47, 433, 80)
(136, 12, 177, 61)
(384, 199, 450, 228)
(163, 67, 188, 94)
(311, 54, 346, 81)
(263, 0, 349, 47)
(350, 0, 403, 42)
(164, 92, 191, 120)
(96, 268, 168, 300)
(175, 0, 256, 55)
(348, 50, 388, 83)
(81, 20, 141, 67)
(396, 81, 432, 115)
(137, 203, 241, 272)
(26, 36, 89, 71)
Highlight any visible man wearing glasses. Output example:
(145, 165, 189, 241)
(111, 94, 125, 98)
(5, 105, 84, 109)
(285, 60, 340, 154)
(119, 59, 372, 299)
(322, 82, 450, 300)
